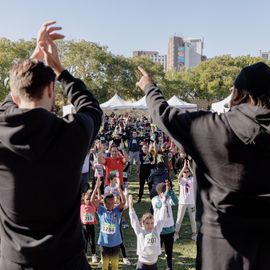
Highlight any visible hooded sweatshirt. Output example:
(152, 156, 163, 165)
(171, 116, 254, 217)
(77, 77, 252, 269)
(144, 83, 270, 238)
(0, 70, 102, 267)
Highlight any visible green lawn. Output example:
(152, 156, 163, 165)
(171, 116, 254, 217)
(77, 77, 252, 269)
(88, 166, 196, 269)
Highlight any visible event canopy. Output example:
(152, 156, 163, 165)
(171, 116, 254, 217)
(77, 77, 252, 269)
(167, 95, 197, 111)
(62, 104, 75, 117)
(100, 94, 132, 110)
(63, 94, 198, 115)
(211, 94, 231, 113)
(131, 96, 147, 110)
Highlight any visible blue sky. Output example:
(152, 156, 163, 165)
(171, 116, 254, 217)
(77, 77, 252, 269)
(0, 0, 269, 58)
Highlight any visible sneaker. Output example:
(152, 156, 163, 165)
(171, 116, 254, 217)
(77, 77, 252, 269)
(122, 220, 129, 229)
(191, 233, 197, 241)
(92, 254, 98, 263)
(123, 257, 131, 266)
(173, 232, 179, 242)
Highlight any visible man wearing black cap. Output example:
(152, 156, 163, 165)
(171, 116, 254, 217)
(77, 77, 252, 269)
(137, 62, 270, 270)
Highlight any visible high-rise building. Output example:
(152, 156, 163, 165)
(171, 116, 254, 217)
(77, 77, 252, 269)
(167, 36, 185, 71)
(133, 51, 167, 71)
(260, 50, 270, 61)
(167, 36, 204, 70)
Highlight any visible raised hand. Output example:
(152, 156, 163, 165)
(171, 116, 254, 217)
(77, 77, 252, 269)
(31, 21, 65, 61)
(96, 177, 101, 188)
(39, 38, 64, 76)
(136, 66, 154, 91)
(115, 177, 120, 189)
(128, 194, 133, 208)
(119, 140, 124, 150)
(165, 179, 171, 192)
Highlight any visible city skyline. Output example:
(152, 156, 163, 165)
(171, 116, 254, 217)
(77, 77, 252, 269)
(0, 0, 269, 59)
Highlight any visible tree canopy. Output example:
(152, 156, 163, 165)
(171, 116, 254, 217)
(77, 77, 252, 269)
(0, 38, 268, 110)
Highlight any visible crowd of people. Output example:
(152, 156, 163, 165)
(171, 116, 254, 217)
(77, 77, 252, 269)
(80, 113, 196, 270)
(1, 21, 270, 270)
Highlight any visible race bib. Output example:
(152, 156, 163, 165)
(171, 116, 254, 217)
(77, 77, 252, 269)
(144, 233, 158, 246)
(82, 213, 95, 223)
(101, 222, 116, 234)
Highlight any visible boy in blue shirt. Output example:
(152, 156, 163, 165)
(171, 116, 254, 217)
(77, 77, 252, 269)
(91, 178, 126, 270)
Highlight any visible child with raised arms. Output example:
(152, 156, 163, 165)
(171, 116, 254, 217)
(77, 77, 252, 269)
(128, 194, 166, 270)
(91, 177, 126, 270)
(80, 187, 101, 263)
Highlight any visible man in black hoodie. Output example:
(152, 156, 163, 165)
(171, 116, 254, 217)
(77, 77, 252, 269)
(137, 63, 270, 270)
(0, 22, 102, 270)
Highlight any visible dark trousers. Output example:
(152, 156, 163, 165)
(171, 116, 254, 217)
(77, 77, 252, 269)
(160, 232, 174, 270)
(196, 232, 270, 270)
(138, 168, 151, 199)
(0, 251, 91, 270)
(82, 224, 96, 255)
(120, 224, 127, 258)
(136, 261, 158, 270)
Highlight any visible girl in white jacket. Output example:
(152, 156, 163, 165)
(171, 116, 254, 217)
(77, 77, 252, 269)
(128, 195, 166, 270)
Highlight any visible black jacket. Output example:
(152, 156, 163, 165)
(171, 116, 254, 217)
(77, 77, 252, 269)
(0, 70, 102, 266)
(144, 83, 270, 238)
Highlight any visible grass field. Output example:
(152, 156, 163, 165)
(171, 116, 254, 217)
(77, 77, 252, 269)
(88, 166, 196, 269)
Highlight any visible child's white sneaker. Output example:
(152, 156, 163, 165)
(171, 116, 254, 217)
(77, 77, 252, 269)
(123, 257, 131, 265)
(191, 233, 197, 241)
(92, 254, 98, 263)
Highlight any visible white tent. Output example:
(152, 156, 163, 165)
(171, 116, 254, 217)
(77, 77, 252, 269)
(211, 94, 231, 114)
(132, 95, 147, 110)
(167, 95, 197, 111)
(100, 94, 132, 110)
(62, 104, 75, 116)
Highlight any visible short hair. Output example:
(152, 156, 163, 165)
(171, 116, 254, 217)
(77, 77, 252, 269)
(140, 213, 154, 226)
(10, 59, 56, 100)
(110, 144, 118, 150)
(109, 172, 117, 180)
(156, 182, 166, 194)
(104, 193, 114, 202)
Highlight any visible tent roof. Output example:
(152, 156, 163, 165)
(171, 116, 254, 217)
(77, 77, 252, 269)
(167, 95, 197, 109)
(62, 104, 75, 116)
(211, 94, 231, 113)
(132, 96, 147, 110)
(100, 94, 132, 110)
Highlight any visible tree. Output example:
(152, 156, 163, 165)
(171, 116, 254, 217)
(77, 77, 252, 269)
(0, 38, 35, 101)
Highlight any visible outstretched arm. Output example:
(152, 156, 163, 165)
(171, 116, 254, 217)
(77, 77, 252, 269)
(136, 67, 209, 158)
(91, 178, 101, 206)
(128, 195, 142, 235)
(117, 178, 126, 210)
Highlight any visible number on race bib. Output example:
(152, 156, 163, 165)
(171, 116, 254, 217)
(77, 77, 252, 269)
(101, 223, 116, 234)
(82, 213, 95, 223)
(144, 233, 158, 246)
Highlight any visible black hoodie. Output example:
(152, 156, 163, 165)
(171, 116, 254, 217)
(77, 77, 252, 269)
(0, 70, 102, 267)
(144, 83, 270, 238)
